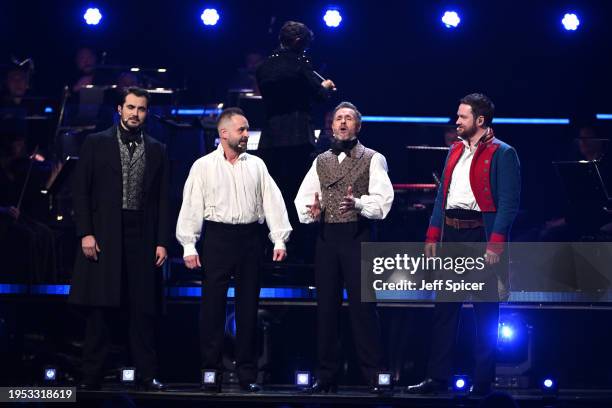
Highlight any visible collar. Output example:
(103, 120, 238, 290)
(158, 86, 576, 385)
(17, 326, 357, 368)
(117, 125, 143, 145)
(330, 137, 358, 156)
(216, 143, 247, 162)
(458, 127, 494, 149)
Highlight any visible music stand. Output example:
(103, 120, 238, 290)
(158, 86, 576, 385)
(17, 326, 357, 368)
(554, 160, 610, 205)
(44, 156, 79, 195)
(404, 145, 449, 183)
(554, 160, 611, 234)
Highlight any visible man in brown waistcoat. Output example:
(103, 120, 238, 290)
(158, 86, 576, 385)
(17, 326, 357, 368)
(294, 101, 394, 392)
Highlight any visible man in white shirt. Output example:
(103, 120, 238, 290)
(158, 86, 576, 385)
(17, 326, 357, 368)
(294, 102, 394, 393)
(176, 108, 292, 392)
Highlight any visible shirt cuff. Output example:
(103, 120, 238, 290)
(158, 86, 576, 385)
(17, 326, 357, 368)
(354, 197, 364, 211)
(182, 243, 198, 258)
(273, 241, 286, 251)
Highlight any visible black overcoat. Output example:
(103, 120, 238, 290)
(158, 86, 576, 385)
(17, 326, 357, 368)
(68, 126, 169, 315)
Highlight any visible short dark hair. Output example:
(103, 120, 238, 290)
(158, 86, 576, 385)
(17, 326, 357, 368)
(216, 107, 246, 128)
(333, 101, 362, 128)
(120, 87, 150, 106)
(459, 93, 495, 127)
(279, 21, 314, 51)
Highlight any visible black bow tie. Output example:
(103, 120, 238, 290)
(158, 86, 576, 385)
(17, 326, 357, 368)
(330, 138, 358, 156)
(119, 127, 142, 146)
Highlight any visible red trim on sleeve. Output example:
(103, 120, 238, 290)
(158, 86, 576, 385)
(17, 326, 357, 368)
(426, 226, 441, 243)
(486, 232, 506, 254)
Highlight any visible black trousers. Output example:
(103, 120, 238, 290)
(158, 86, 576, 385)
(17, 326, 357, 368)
(82, 210, 158, 382)
(427, 210, 499, 385)
(200, 221, 263, 384)
(257, 144, 315, 263)
(315, 222, 384, 385)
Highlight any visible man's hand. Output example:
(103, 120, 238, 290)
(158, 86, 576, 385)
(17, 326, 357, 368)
(339, 185, 356, 214)
(81, 235, 100, 261)
(306, 192, 321, 220)
(155, 246, 167, 267)
(272, 249, 287, 262)
(184, 255, 202, 269)
(424, 242, 437, 258)
(321, 79, 336, 91)
(484, 249, 500, 265)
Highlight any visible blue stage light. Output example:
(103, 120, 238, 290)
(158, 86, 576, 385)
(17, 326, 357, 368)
(541, 377, 558, 397)
(323, 9, 342, 28)
(121, 367, 136, 383)
(201, 369, 222, 392)
(561, 13, 580, 31)
(201, 8, 220, 26)
(500, 323, 515, 340)
(83, 8, 102, 26)
(295, 371, 311, 387)
(452, 374, 471, 394)
(441, 11, 460, 28)
(44, 367, 57, 382)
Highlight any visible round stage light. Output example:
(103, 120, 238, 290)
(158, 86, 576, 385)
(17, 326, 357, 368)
(441, 11, 460, 28)
(500, 323, 514, 340)
(561, 13, 580, 31)
(83, 8, 102, 26)
(323, 9, 342, 28)
(201, 8, 220, 26)
(543, 378, 554, 388)
(455, 378, 466, 389)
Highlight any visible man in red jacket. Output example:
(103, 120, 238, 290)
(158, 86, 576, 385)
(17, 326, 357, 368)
(407, 93, 521, 396)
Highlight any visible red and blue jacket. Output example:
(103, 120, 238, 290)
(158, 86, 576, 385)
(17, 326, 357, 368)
(425, 129, 521, 254)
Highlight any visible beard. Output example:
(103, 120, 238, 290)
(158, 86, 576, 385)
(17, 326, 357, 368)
(228, 137, 248, 153)
(457, 123, 477, 139)
(121, 117, 141, 131)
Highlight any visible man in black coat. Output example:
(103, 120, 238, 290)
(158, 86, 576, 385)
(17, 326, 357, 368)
(256, 21, 336, 260)
(69, 87, 169, 390)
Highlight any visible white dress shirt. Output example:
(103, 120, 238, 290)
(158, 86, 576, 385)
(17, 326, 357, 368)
(446, 138, 481, 211)
(176, 144, 292, 257)
(294, 151, 394, 223)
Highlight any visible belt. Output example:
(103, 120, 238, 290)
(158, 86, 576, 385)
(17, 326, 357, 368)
(445, 216, 484, 229)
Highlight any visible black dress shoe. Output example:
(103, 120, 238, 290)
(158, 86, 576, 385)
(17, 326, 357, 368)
(78, 382, 101, 391)
(405, 378, 447, 394)
(140, 378, 165, 391)
(370, 385, 384, 394)
(239, 383, 262, 393)
(469, 383, 491, 396)
(307, 380, 338, 394)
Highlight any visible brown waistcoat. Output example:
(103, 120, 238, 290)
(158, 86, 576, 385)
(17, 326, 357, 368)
(316, 142, 375, 223)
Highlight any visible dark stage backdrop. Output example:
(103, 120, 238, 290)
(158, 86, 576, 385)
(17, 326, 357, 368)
(1, 0, 611, 239)
(2, 0, 612, 117)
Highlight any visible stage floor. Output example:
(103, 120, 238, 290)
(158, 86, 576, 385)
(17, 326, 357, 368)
(74, 384, 612, 407)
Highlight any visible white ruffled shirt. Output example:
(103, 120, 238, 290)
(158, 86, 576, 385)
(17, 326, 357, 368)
(176, 145, 292, 257)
